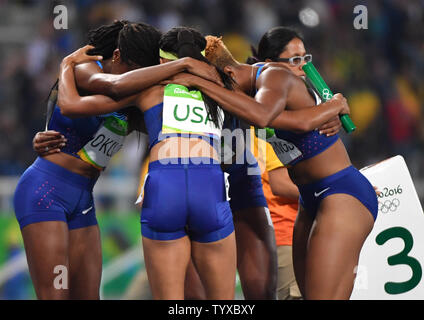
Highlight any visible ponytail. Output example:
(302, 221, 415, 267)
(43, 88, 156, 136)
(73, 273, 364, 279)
(160, 27, 235, 128)
(246, 45, 260, 65)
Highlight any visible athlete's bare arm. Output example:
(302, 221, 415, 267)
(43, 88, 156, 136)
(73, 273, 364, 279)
(74, 57, 223, 100)
(161, 69, 292, 128)
(268, 167, 299, 202)
(164, 67, 349, 132)
(57, 46, 137, 117)
(263, 67, 349, 132)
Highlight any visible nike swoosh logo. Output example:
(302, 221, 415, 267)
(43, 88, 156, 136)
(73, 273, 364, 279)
(82, 206, 93, 215)
(314, 187, 330, 197)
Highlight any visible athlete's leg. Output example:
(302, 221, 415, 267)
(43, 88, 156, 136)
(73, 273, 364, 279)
(68, 225, 102, 299)
(304, 194, 374, 299)
(191, 232, 237, 300)
(21, 221, 70, 299)
(142, 236, 191, 300)
(184, 258, 207, 300)
(233, 207, 277, 299)
(292, 204, 314, 298)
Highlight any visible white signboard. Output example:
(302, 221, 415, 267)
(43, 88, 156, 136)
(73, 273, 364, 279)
(351, 155, 424, 299)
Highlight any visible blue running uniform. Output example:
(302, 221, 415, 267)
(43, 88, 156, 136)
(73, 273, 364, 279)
(14, 157, 97, 230)
(224, 138, 267, 212)
(141, 158, 234, 242)
(140, 85, 235, 242)
(255, 64, 378, 221)
(14, 61, 126, 229)
(298, 166, 378, 221)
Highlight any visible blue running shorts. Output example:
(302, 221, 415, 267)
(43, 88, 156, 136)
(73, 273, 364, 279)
(225, 149, 268, 212)
(14, 157, 98, 230)
(140, 157, 235, 243)
(298, 165, 378, 221)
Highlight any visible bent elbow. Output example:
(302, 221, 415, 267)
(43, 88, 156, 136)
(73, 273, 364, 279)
(58, 102, 78, 118)
(258, 115, 276, 128)
(107, 79, 121, 99)
(60, 107, 71, 118)
(254, 121, 266, 129)
(104, 77, 128, 100)
(60, 108, 76, 118)
(90, 76, 120, 99)
(254, 118, 269, 129)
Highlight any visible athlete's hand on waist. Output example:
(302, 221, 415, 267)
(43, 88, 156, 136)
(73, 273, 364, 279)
(182, 57, 224, 87)
(61, 45, 103, 68)
(318, 116, 342, 137)
(33, 130, 67, 156)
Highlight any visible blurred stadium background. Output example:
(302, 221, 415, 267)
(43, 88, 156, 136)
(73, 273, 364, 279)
(0, 0, 423, 299)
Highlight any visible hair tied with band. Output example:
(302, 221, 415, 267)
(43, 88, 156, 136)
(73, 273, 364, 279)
(246, 45, 260, 65)
(177, 29, 197, 50)
(114, 19, 129, 27)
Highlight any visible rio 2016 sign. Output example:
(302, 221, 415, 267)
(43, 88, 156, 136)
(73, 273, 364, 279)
(351, 156, 424, 299)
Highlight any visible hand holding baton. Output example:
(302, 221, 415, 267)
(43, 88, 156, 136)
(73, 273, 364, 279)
(302, 62, 356, 133)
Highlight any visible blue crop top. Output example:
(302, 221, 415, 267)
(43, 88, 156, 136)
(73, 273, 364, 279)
(255, 64, 339, 165)
(48, 107, 104, 158)
(47, 60, 127, 160)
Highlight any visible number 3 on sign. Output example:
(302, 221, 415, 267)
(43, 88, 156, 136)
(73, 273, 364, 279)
(376, 227, 422, 294)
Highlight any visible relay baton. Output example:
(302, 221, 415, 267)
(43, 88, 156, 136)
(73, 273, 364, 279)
(302, 62, 356, 133)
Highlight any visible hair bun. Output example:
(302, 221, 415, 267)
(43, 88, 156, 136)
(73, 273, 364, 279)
(246, 56, 259, 65)
(177, 29, 195, 49)
(114, 20, 130, 27)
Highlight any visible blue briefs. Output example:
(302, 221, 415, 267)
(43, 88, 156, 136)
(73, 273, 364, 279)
(298, 165, 378, 221)
(140, 158, 235, 243)
(225, 149, 268, 212)
(13, 157, 98, 230)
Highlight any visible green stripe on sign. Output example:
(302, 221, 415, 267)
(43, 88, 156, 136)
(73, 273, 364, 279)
(103, 116, 128, 136)
(162, 125, 209, 136)
(164, 84, 204, 101)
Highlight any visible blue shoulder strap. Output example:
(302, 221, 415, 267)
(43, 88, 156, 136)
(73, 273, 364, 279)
(255, 63, 265, 80)
(96, 60, 103, 70)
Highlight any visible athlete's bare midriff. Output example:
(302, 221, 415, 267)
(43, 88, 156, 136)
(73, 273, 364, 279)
(149, 136, 220, 163)
(288, 139, 352, 186)
(140, 84, 221, 164)
(43, 152, 101, 179)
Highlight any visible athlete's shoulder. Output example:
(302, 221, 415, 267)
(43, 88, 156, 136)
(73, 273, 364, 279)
(142, 84, 164, 97)
(74, 60, 103, 74)
(262, 62, 292, 73)
(73, 60, 103, 93)
(136, 85, 164, 111)
(258, 63, 296, 84)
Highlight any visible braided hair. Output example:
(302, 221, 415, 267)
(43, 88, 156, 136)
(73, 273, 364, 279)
(115, 22, 162, 133)
(87, 21, 163, 134)
(118, 22, 162, 68)
(47, 21, 130, 126)
(87, 20, 129, 59)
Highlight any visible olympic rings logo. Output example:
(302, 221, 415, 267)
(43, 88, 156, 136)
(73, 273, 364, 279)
(322, 88, 333, 100)
(378, 198, 400, 213)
